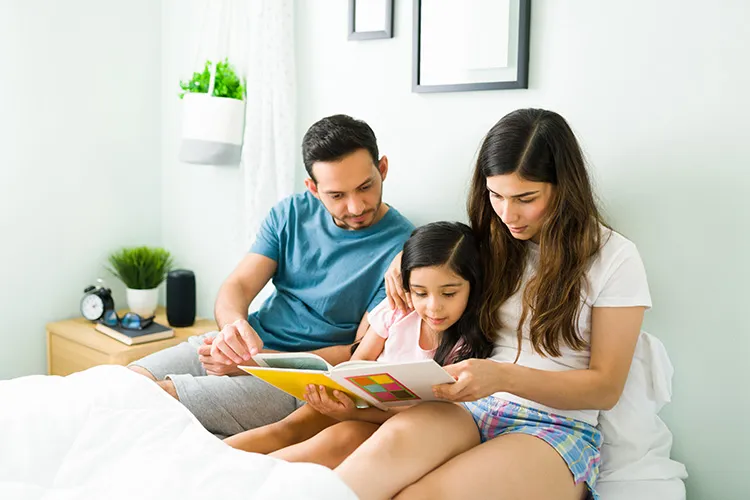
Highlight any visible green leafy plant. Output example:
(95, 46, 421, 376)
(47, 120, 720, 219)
(106, 246, 174, 290)
(179, 59, 246, 100)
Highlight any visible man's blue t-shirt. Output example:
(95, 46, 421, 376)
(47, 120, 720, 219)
(248, 191, 414, 351)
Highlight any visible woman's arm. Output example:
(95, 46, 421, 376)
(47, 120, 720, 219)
(435, 306, 645, 411)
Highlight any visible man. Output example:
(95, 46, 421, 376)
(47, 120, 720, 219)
(129, 114, 414, 437)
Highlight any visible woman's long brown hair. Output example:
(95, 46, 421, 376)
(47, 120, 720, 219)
(467, 109, 608, 358)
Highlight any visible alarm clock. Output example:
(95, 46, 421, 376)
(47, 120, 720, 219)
(80, 284, 115, 321)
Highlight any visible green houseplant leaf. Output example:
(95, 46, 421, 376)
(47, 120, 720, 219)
(179, 59, 246, 100)
(106, 246, 174, 290)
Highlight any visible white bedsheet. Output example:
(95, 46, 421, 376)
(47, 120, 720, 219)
(0, 366, 357, 500)
(598, 478, 686, 500)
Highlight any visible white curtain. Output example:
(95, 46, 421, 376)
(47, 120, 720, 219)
(187, 0, 295, 246)
(190, 0, 252, 84)
(242, 0, 296, 244)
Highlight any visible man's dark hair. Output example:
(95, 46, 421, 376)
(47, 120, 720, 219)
(301, 114, 379, 182)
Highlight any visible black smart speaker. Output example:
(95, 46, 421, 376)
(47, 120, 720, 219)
(167, 269, 196, 327)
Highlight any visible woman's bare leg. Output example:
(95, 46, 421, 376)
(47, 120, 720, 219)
(224, 404, 336, 454)
(335, 402, 480, 500)
(395, 433, 587, 500)
(271, 420, 380, 468)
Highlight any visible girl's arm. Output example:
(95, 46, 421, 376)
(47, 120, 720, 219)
(349, 325, 387, 361)
(435, 306, 645, 411)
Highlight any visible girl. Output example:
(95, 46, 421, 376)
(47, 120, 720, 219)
(335, 109, 652, 500)
(224, 221, 493, 468)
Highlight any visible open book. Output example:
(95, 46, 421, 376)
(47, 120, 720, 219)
(239, 352, 456, 411)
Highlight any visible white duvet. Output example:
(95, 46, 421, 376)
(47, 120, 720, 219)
(0, 366, 357, 500)
(1, 356, 687, 500)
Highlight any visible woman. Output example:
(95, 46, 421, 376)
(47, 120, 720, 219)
(334, 109, 651, 500)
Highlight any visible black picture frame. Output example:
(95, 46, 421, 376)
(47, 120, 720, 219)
(348, 0, 394, 40)
(412, 0, 531, 93)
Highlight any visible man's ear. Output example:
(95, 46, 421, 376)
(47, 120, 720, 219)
(304, 178, 319, 198)
(377, 155, 389, 182)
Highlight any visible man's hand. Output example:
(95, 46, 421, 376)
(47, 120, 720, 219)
(198, 337, 248, 376)
(210, 318, 264, 364)
(304, 385, 359, 421)
(197, 319, 263, 376)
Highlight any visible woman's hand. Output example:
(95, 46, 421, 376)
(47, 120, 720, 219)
(433, 359, 504, 402)
(384, 251, 412, 313)
(304, 385, 359, 421)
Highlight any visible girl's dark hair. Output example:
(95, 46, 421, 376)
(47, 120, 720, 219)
(467, 108, 608, 359)
(301, 114, 379, 182)
(401, 221, 494, 365)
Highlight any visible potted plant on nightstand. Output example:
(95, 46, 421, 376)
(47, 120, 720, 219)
(106, 246, 174, 317)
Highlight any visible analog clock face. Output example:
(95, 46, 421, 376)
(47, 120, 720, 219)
(81, 294, 104, 320)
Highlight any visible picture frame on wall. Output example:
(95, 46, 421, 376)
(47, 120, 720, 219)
(412, 0, 531, 93)
(348, 0, 394, 40)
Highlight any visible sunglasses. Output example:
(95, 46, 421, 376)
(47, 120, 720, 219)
(101, 310, 155, 330)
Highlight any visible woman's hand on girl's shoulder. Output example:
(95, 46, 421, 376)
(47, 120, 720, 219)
(433, 359, 504, 402)
(304, 385, 359, 421)
(384, 251, 412, 313)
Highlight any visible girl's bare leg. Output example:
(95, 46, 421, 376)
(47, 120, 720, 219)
(224, 404, 336, 454)
(335, 402, 480, 500)
(271, 420, 380, 468)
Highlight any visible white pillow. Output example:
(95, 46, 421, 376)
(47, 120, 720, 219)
(597, 331, 688, 483)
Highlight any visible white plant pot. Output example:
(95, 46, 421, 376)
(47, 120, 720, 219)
(179, 92, 246, 166)
(126, 288, 159, 317)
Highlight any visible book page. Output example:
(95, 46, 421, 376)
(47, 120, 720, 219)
(334, 359, 380, 370)
(329, 359, 455, 408)
(252, 352, 332, 371)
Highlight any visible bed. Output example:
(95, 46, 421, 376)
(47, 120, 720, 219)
(1, 330, 687, 499)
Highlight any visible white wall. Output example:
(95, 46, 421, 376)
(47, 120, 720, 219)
(0, 0, 162, 379)
(295, 1, 749, 499)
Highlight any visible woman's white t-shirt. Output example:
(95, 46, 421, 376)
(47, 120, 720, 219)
(491, 228, 652, 426)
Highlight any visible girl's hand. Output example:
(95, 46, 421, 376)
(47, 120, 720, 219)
(304, 385, 359, 421)
(433, 359, 504, 402)
(384, 251, 412, 313)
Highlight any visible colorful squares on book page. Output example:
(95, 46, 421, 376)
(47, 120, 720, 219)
(351, 376, 373, 386)
(364, 384, 387, 393)
(345, 373, 419, 402)
(376, 392, 397, 401)
(369, 375, 393, 384)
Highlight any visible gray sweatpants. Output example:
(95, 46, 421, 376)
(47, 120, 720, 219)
(130, 332, 304, 438)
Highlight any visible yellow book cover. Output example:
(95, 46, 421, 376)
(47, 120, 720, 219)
(238, 367, 372, 408)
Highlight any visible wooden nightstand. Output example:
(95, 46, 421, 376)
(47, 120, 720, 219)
(46, 308, 217, 376)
